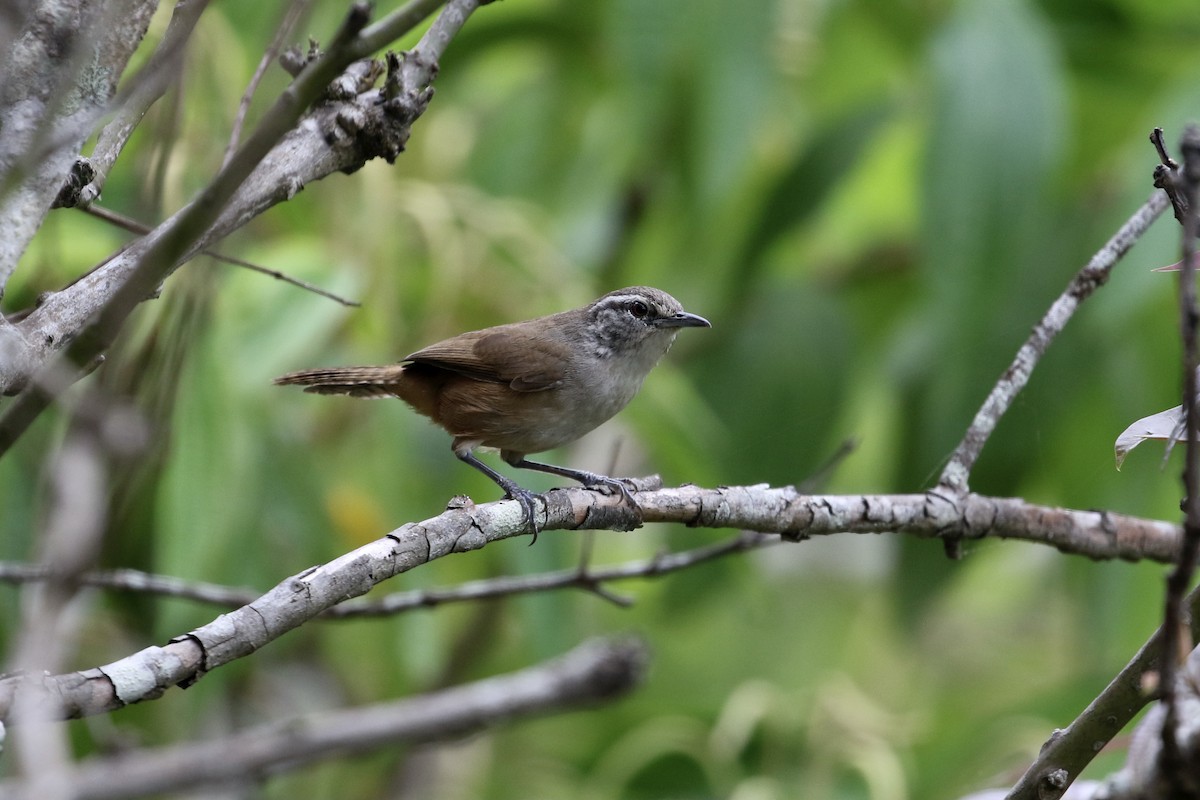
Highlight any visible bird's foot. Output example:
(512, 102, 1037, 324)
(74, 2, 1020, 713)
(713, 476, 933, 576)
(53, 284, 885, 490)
(505, 486, 544, 544)
(501, 457, 640, 512)
(581, 473, 639, 508)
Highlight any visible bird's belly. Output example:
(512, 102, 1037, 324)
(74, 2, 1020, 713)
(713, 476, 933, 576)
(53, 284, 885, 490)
(502, 383, 636, 453)
(436, 372, 640, 455)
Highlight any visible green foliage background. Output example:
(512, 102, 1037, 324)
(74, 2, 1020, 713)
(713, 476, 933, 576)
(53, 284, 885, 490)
(5, 0, 1200, 797)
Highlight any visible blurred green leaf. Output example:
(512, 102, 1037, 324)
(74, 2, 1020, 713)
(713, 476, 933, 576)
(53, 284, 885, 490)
(5, 1, 1198, 797)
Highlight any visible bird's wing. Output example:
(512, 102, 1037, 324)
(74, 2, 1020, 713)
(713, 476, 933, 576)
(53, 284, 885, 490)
(405, 328, 569, 392)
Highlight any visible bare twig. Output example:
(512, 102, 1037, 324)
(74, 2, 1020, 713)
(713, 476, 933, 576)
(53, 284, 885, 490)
(337, 530, 776, 616)
(82, 204, 359, 306)
(1151, 127, 1180, 170)
(1158, 124, 1200, 798)
(0, 531, 778, 616)
(0, 636, 648, 800)
(353, 0, 464, 60)
(798, 437, 858, 493)
(939, 190, 1169, 497)
(0, 564, 259, 608)
(1152, 127, 1189, 227)
(222, 0, 311, 168)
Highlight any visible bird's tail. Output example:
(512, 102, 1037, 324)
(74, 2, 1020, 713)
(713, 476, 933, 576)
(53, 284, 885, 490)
(273, 366, 405, 398)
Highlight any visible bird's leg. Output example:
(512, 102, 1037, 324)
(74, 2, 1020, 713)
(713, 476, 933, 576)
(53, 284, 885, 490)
(453, 446, 542, 538)
(502, 455, 638, 508)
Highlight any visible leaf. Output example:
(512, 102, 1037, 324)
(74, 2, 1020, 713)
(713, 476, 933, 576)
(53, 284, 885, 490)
(1114, 405, 1184, 469)
(737, 102, 891, 273)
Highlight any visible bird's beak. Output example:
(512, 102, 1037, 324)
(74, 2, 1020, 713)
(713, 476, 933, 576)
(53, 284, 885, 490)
(658, 311, 711, 329)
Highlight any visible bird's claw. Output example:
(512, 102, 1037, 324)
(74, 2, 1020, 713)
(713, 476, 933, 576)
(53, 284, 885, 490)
(506, 487, 543, 544)
(587, 475, 638, 508)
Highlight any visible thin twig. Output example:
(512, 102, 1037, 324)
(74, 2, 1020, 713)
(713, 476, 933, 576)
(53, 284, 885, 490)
(352, 0, 457, 59)
(82, 205, 360, 306)
(1151, 127, 1180, 170)
(0, 531, 779, 617)
(200, 251, 360, 306)
(798, 437, 858, 493)
(331, 530, 776, 617)
(939, 190, 1169, 496)
(223, 0, 312, 168)
(1151, 127, 1189, 227)
(0, 564, 259, 608)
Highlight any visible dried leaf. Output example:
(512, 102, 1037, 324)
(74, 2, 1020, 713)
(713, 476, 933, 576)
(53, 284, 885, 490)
(1115, 405, 1184, 469)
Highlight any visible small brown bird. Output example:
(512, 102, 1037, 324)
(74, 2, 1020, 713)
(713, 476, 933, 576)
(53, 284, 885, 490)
(275, 286, 710, 532)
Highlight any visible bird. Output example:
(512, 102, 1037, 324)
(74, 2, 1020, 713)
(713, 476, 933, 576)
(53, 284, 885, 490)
(275, 286, 710, 534)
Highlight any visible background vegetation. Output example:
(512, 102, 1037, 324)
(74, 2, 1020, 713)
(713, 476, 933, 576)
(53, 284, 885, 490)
(5, 0, 1200, 797)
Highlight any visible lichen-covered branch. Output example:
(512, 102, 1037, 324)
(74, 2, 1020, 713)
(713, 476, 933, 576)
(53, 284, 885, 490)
(0, 481, 1180, 723)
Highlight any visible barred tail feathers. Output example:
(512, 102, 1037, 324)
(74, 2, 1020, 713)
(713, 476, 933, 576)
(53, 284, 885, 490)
(273, 366, 405, 398)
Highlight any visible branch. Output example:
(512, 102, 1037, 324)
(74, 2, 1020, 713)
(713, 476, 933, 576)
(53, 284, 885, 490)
(0, 0, 473, 449)
(0, 0, 158, 280)
(0, 563, 261, 609)
(1152, 126, 1188, 226)
(0, 636, 647, 800)
(1002, 128, 1200, 800)
(81, 204, 360, 306)
(333, 529, 777, 615)
(222, 0, 312, 168)
(353, 0, 475, 59)
(1005, 585, 1200, 800)
(1158, 123, 1200, 798)
(0, 530, 778, 616)
(71, 0, 215, 208)
(0, 482, 1180, 722)
(938, 189, 1169, 496)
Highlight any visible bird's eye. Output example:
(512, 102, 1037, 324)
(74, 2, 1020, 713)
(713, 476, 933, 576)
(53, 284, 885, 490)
(628, 300, 650, 319)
